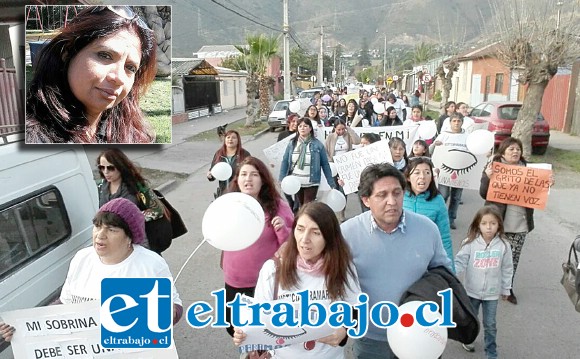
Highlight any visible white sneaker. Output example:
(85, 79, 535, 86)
(462, 343, 475, 352)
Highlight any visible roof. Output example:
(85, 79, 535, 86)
(457, 42, 500, 61)
(194, 45, 244, 59)
(172, 58, 218, 76)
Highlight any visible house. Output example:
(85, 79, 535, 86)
(0, 22, 24, 134)
(214, 66, 247, 111)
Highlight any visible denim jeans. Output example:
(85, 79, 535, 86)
(469, 297, 498, 359)
(353, 337, 395, 359)
(438, 184, 463, 222)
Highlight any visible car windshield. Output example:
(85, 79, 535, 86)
(498, 106, 521, 120)
(273, 102, 289, 111)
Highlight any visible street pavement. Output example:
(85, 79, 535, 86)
(99, 108, 580, 358)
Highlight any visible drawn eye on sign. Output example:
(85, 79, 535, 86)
(439, 148, 478, 180)
(263, 327, 308, 345)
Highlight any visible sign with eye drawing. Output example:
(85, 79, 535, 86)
(236, 295, 335, 354)
(432, 146, 488, 190)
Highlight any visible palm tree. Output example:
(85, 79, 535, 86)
(413, 42, 435, 64)
(235, 34, 280, 126)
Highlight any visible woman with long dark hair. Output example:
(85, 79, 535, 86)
(233, 202, 361, 358)
(223, 156, 294, 337)
(380, 106, 403, 126)
(207, 130, 251, 198)
(26, 6, 158, 143)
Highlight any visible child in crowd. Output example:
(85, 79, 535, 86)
(410, 139, 429, 158)
(455, 206, 514, 359)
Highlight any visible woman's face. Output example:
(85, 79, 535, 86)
(68, 29, 142, 123)
(389, 110, 397, 118)
(225, 133, 239, 149)
(502, 143, 522, 165)
(319, 108, 328, 119)
(412, 108, 422, 120)
(308, 106, 318, 118)
(316, 99, 323, 107)
(294, 214, 325, 264)
(335, 124, 346, 136)
(237, 164, 262, 198)
(449, 117, 463, 133)
(361, 137, 371, 146)
(390, 143, 406, 162)
(458, 103, 469, 116)
(412, 142, 426, 156)
(297, 122, 312, 138)
(339, 99, 346, 107)
(408, 163, 432, 194)
(92, 222, 131, 264)
(447, 103, 456, 114)
(99, 156, 121, 183)
(288, 118, 298, 132)
(347, 102, 356, 114)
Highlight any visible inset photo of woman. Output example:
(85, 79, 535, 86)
(24, 5, 172, 144)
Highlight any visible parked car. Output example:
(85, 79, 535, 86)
(469, 101, 550, 155)
(267, 100, 291, 131)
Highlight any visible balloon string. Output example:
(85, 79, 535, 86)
(175, 239, 206, 283)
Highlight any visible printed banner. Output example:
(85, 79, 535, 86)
(432, 146, 488, 190)
(333, 140, 393, 194)
(0, 301, 178, 359)
(237, 295, 334, 354)
(485, 162, 551, 210)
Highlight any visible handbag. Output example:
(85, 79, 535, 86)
(152, 189, 187, 239)
(561, 235, 580, 312)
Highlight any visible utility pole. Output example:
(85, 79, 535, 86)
(318, 25, 324, 86)
(383, 34, 387, 87)
(283, 0, 291, 99)
(556, 1, 563, 30)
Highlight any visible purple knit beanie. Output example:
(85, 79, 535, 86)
(98, 198, 146, 244)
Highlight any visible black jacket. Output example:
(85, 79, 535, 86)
(400, 266, 480, 344)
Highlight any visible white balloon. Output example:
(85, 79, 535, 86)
(466, 129, 495, 155)
(323, 189, 346, 212)
(329, 162, 338, 177)
(202, 192, 265, 251)
(371, 97, 379, 105)
(387, 301, 448, 359)
(289, 101, 301, 113)
(373, 102, 385, 114)
(418, 121, 437, 139)
(210, 162, 232, 181)
(362, 119, 370, 127)
(281, 176, 301, 195)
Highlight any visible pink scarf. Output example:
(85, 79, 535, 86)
(296, 256, 325, 277)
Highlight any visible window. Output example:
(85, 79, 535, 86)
(0, 189, 71, 278)
(494, 73, 504, 93)
(481, 104, 494, 117)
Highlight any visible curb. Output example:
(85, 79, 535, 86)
(156, 179, 178, 194)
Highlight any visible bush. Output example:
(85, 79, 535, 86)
(433, 90, 442, 102)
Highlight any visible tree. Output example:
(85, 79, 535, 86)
(435, 59, 459, 107)
(489, 0, 580, 156)
(413, 42, 436, 64)
(235, 34, 280, 126)
(358, 37, 372, 66)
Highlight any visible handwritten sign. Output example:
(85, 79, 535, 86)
(320, 125, 420, 154)
(263, 133, 295, 170)
(486, 162, 552, 210)
(432, 146, 488, 190)
(0, 301, 178, 359)
(237, 295, 334, 354)
(333, 140, 393, 194)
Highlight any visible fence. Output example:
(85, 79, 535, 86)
(0, 58, 23, 134)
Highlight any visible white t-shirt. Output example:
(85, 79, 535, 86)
(60, 245, 182, 306)
(334, 136, 349, 156)
(389, 98, 406, 120)
(433, 131, 469, 150)
(440, 116, 475, 133)
(253, 259, 361, 359)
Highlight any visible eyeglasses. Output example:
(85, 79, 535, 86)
(89, 6, 150, 31)
(98, 165, 117, 172)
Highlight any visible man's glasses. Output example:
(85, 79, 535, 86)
(98, 165, 117, 172)
(90, 6, 150, 31)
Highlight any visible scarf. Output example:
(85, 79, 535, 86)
(296, 255, 325, 277)
(394, 158, 406, 170)
(296, 135, 312, 170)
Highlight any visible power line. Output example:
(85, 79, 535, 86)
(222, 0, 278, 28)
(210, 0, 281, 33)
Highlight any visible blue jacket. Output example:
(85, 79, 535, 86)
(403, 191, 455, 271)
(279, 137, 335, 188)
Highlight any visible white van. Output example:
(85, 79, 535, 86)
(0, 131, 98, 356)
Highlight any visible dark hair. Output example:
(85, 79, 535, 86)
(215, 130, 246, 159)
(411, 105, 423, 113)
(464, 206, 507, 245)
(410, 139, 429, 157)
(492, 137, 527, 163)
(425, 115, 433, 121)
(97, 148, 147, 196)
(358, 163, 406, 198)
(361, 133, 381, 144)
(229, 157, 281, 218)
(333, 119, 347, 128)
(292, 118, 314, 144)
(388, 137, 409, 163)
(304, 105, 320, 121)
(444, 101, 457, 114)
(405, 157, 438, 201)
(346, 99, 359, 117)
(93, 211, 133, 241)
(278, 202, 355, 301)
(26, 6, 157, 143)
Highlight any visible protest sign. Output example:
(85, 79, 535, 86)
(237, 295, 335, 354)
(333, 140, 393, 194)
(263, 133, 295, 170)
(320, 125, 420, 153)
(0, 301, 178, 359)
(485, 162, 551, 210)
(432, 146, 488, 190)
